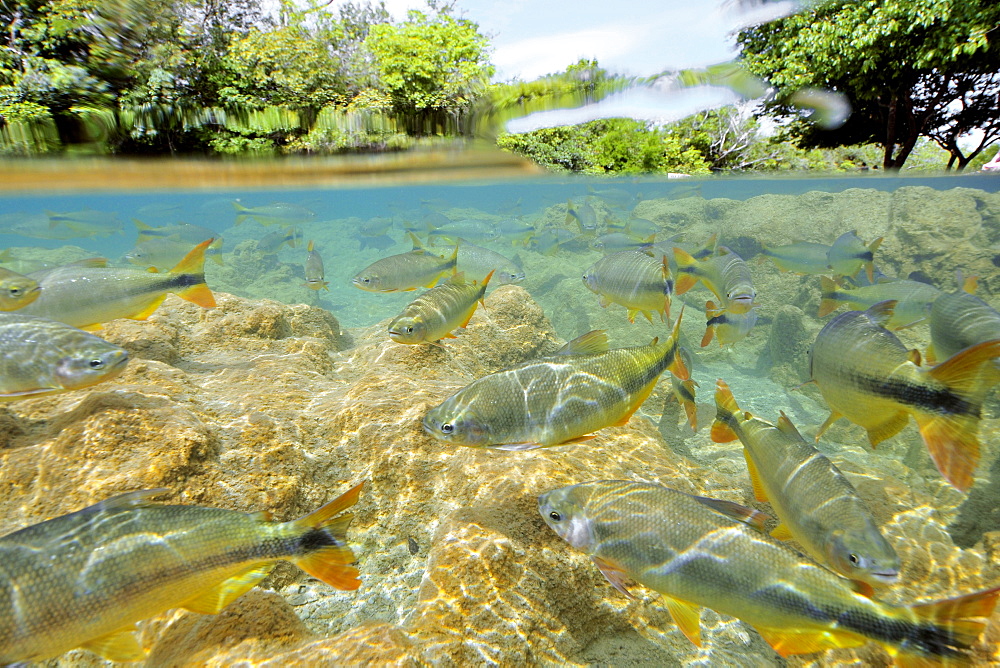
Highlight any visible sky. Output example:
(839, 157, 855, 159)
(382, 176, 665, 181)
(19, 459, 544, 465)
(369, 0, 794, 81)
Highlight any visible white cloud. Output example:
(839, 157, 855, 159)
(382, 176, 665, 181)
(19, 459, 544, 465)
(493, 27, 641, 81)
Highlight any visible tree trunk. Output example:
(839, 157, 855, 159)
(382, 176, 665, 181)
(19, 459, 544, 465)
(883, 94, 898, 170)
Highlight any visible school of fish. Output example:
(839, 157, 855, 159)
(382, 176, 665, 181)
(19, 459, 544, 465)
(1, 187, 999, 666)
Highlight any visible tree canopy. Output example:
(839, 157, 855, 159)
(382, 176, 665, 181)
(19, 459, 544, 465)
(738, 0, 1000, 170)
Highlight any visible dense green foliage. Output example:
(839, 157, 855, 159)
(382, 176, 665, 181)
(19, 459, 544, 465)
(738, 0, 1000, 170)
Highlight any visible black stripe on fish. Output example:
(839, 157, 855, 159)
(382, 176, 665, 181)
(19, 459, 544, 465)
(851, 374, 976, 416)
(299, 526, 342, 552)
(835, 608, 965, 658)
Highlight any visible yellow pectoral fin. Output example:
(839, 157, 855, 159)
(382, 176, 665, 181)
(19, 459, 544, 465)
(182, 564, 274, 614)
(743, 450, 769, 503)
(754, 626, 867, 658)
(79, 626, 145, 661)
(128, 295, 168, 321)
(612, 380, 658, 427)
(865, 411, 910, 448)
(770, 522, 794, 541)
(664, 596, 702, 647)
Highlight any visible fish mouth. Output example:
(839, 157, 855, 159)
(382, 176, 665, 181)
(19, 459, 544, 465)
(869, 570, 900, 584)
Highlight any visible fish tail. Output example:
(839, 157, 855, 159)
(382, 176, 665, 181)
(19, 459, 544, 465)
(679, 380, 698, 430)
(168, 239, 217, 308)
(665, 310, 689, 379)
(913, 339, 1000, 491)
(446, 242, 459, 274)
(863, 237, 883, 283)
(890, 586, 1000, 663)
(307, 239, 315, 252)
(818, 276, 843, 317)
(711, 379, 740, 443)
(479, 269, 495, 301)
(288, 481, 364, 591)
(673, 247, 700, 294)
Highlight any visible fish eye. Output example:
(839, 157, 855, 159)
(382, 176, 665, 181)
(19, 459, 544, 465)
(362, 277, 371, 283)
(405, 326, 413, 333)
(8, 287, 20, 297)
(549, 511, 562, 521)
(89, 359, 105, 369)
(848, 553, 859, 564)
(440, 423, 454, 434)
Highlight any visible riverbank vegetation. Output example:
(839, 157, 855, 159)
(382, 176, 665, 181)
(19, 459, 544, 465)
(1, 0, 997, 173)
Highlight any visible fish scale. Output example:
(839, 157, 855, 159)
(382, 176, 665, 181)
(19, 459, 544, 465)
(539, 480, 1000, 662)
(388, 271, 492, 344)
(929, 289, 1000, 363)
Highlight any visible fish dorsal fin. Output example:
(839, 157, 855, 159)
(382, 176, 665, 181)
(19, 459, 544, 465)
(94, 488, 171, 511)
(132, 218, 153, 231)
(776, 412, 806, 441)
(407, 231, 425, 250)
(664, 596, 702, 647)
(865, 299, 897, 326)
(307, 239, 315, 252)
(79, 626, 145, 661)
(690, 494, 769, 531)
(557, 330, 609, 355)
(447, 271, 467, 285)
(182, 564, 273, 614)
(907, 349, 922, 366)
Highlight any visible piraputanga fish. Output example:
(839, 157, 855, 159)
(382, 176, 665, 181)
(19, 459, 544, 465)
(539, 480, 1000, 663)
(427, 218, 500, 244)
(818, 275, 941, 329)
(674, 245, 756, 314)
(0, 267, 41, 311)
(701, 300, 757, 347)
(810, 300, 1000, 491)
(928, 277, 1000, 365)
(760, 240, 832, 275)
(352, 235, 458, 292)
(233, 201, 315, 226)
(124, 236, 224, 271)
(583, 250, 672, 323)
(257, 227, 303, 254)
(566, 198, 597, 233)
(0, 483, 362, 664)
(45, 209, 124, 237)
(711, 380, 899, 587)
(456, 241, 524, 284)
(20, 239, 216, 330)
(388, 271, 493, 345)
(303, 240, 329, 291)
(133, 219, 218, 245)
(669, 346, 698, 431)
(496, 217, 536, 247)
(0, 312, 128, 400)
(827, 230, 882, 283)
(423, 315, 688, 449)
(589, 232, 655, 253)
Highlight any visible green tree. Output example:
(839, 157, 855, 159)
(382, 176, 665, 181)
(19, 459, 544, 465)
(738, 0, 1000, 170)
(364, 4, 492, 131)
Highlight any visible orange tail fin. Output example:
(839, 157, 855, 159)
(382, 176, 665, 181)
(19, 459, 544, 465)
(290, 481, 364, 591)
(711, 379, 741, 443)
(891, 586, 1000, 664)
(818, 276, 842, 317)
(169, 238, 216, 308)
(673, 247, 700, 295)
(913, 340, 1000, 491)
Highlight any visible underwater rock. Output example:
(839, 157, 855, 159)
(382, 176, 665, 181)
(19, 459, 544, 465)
(764, 304, 815, 386)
